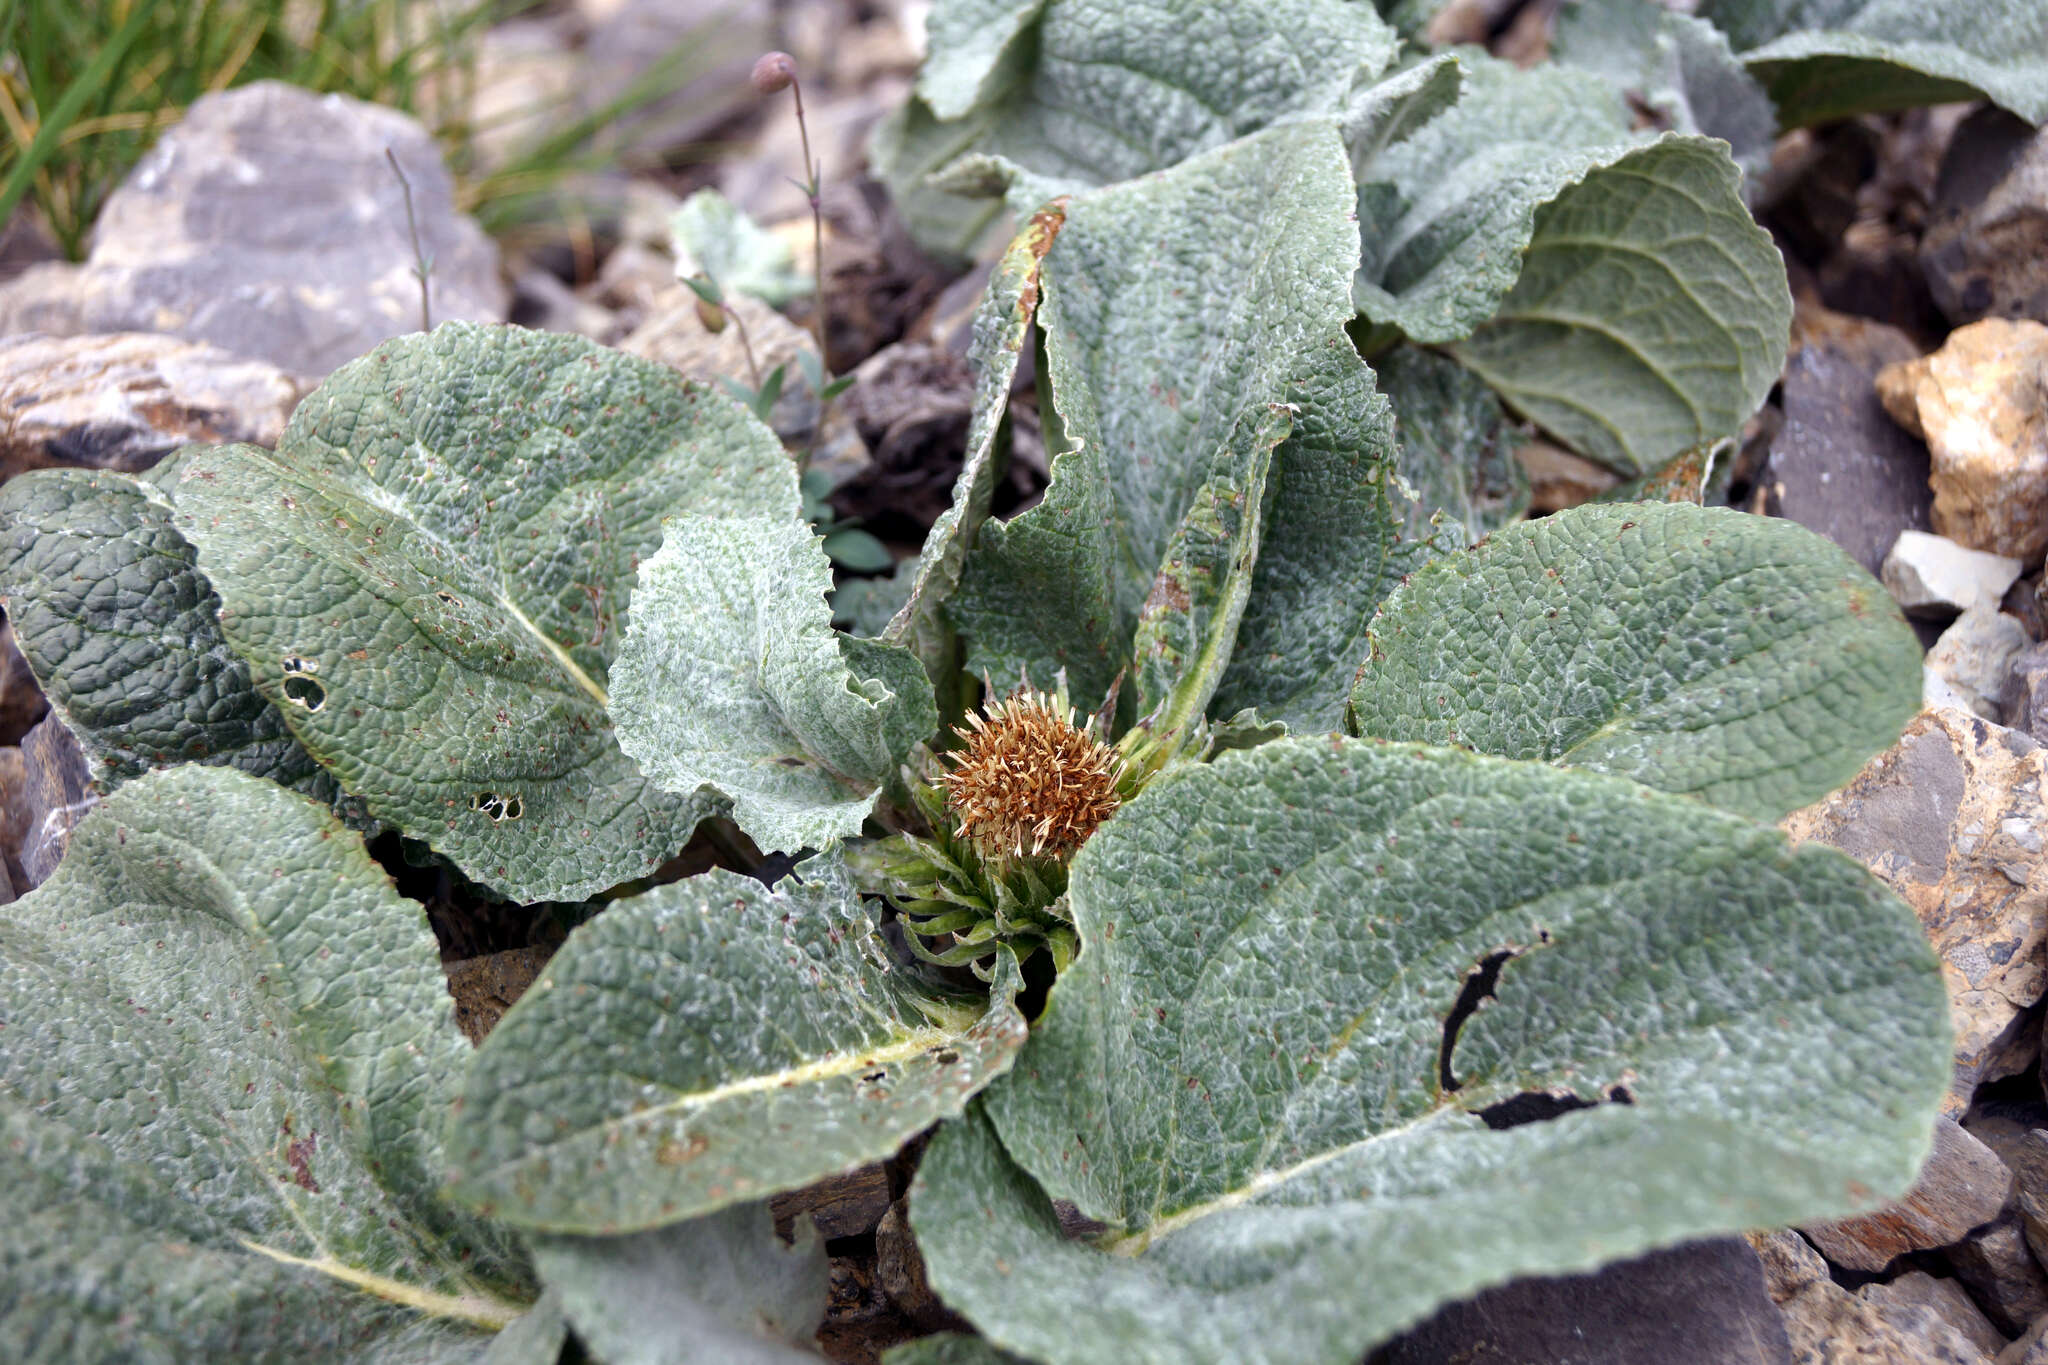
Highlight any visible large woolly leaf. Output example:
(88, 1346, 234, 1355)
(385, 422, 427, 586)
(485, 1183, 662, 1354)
(445, 862, 1026, 1234)
(609, 514, 937, 855)
(884, 206, 1066, 714)
(1376, 347, 1528, 543)
(1445, 134, 1791, 477)
(0, 465, 331, 800)
(1354, 57, 1788, 475)
(915, 738, 1950, 1365)
(0, 766, 529, 1359)
(529, 1203, 828, 1365)
(1699, 0, 2048, 125)
(1204, 351, 1439, 737)
(875, 0, 1397, 255)
(167, 323, 794, 902)
(1347, 502, 1922, 823)
(951, 120, 1375, 725)
(1554, 4, 1777, 188)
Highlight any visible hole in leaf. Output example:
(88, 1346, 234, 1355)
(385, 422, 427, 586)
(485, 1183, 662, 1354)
(1437, 948, 1519, 1094)
(470, 792, 524, 823)
(436, 591, 462, 606)
(1478, 1085, 1633, 1131)
(281, 674, 327, 712)
(281, 655, 317, 674)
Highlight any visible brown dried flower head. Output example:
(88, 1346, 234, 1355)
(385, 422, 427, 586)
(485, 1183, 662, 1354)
(941, 687, 1123, 859)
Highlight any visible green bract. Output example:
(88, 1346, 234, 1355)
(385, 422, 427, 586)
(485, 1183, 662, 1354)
(0, 0, 1973, 1358)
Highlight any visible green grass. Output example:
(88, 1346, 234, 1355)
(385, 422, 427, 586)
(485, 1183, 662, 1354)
(0, 0, 720, 260)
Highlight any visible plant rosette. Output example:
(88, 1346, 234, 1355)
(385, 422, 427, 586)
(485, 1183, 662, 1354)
(0, 1, 1977, 1355)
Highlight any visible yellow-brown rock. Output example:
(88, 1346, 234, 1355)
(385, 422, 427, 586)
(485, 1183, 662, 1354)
(1781, 707, 2048, 1114)
(1876, 319, 2048, 562)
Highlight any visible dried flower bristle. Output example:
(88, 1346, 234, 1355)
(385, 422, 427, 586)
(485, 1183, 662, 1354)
(941, 688, 1122, 859)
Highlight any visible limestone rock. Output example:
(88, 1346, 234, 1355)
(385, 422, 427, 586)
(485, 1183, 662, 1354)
(1876, 320, 2048, 564)
(1784, 709, 2048, 1110)
(0, 83, 506, 381)
(1950, 1214, 2048, 1338)
(2007, 1130, 2048, 1272)
(0, 332, 298, 483)
(1779, 1275, 1997, 1364)
(771, 1165, 892, 1243)
(2006, 641, 2048, 745)
(1885, 531, 2026, 617)
(13, 712, 95, 891)
(2004, 1315, 2048, 1364)
(1922, 107, 2048, 327)
(1369, 1238, 1791, 1365)
(1802, 1116, 2011, 1271)
(579, 0, 771, 163)
(1749, 1229, 1830, 1304)
(1928, 607, 2034, 721)
(1760, 304, 1933, 577)
(0, 618, 45, 747)
(1858, 1272, 2008, 1359)
(1516, 438, 1619, 512)
(619, 287, 867, 484)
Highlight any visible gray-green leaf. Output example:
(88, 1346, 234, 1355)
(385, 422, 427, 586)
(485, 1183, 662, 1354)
(952, 120, 1369, 718)
(0, 765, 529, 1359)
(884, 206, 1065, 709)
(1699, 0, 2048, 125)
(1347, 502, 1923, 823)
(167, 323, 794, 902)
(1445, 133, 1791, 477)
(916, 738, 1950, 1365)
(530, 1203, 828, 1365)
(1554, 5, 1778, 190)
(445, 863, 1027, 1234)
(671, 188, 811, 306)
(0, 466, 329, 799)
(875, 0, 1397, 255)
(610, 514, 937, 855)
(1376, 347, 1529, 543)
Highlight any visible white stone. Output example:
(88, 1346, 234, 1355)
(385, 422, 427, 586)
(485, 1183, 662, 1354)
(1929, 606, 2035, 721)
(1884, 530, 2025, 616)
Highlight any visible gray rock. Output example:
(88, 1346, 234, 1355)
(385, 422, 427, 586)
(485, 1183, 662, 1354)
(580, 0, 771, 165)
(618, 286, 867, 484)
(1367, 1238, 1791, 1365)
(1802, 1116, 2012, 1272)
(770, 1164, 892, 1243)
(0, 83, 505, 381)
(1781, 1274, 1998, 1364)
(0, 332, 298, 483)
(1759, 306, 1933, 578)
(1885, 531, 2027, 618)
(1922, 106, 2048, 327)
(2001, 1315, 2048, 1364)
(14, 711, 95, 891)
(0, 618, 45, 747)
(1950, 1214, 2048, 1337)
(1748, 1230, 1831, 1304)
(1783, 712, 2048, 1112)
(1929, 607, 2035, 722)
(0, 745, 26, 902)
(1859, 1272, 2010, 1359)
(2004, 641, 2048, 746)
(876, 1197, 958, 1331)
(2008, 1130, 2048, 1272)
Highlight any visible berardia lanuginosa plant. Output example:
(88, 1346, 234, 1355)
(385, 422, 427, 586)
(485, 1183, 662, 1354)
(0, 0, 2020, 1359)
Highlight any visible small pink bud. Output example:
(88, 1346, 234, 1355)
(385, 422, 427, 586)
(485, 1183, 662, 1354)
(751, 51, 797, 95)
